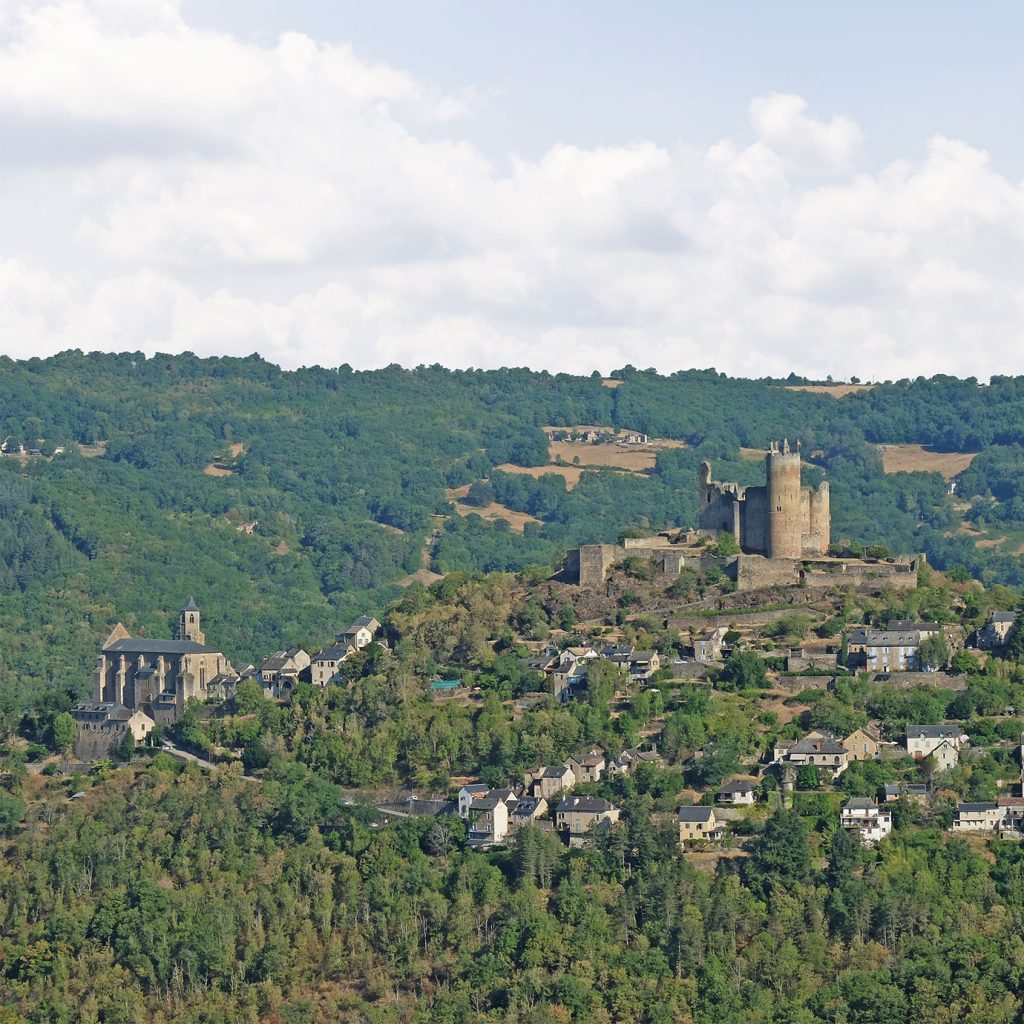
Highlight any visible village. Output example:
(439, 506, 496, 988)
(67, 442, 1024, 858)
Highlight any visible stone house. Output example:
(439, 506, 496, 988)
(258, 649, 311, 699)
(311, 644, 354, 687)
(678, 806, 723, 845)
(975, 612, 1017, 650)
(787, 735, 849, 779)
(905, 725, 966, 770)
(556, 796, 620, 847)
(842, 725, 882, 762)
(510, 796, 548, 829)
(628, 651, 661, 682)
(882, 783, 930, 805)
(841, 797, 892, 845)
(71, 702, 156, 760)
(847, 627, 922, 673)
(693, 627, 729, 663)
(952, 802, 1003, 832)
(607, 747, 663, 776)
(567, 751, 606, 784)
(717, 779, 757, 805)
(458, 784, 490, 818)
(468, 797, 509, 847)
(533, 764, 576, 800)
(338, 616, 381, 650)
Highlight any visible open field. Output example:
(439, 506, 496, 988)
(784, 384, 876, 398)
(445, 486, 541, 532)
(203, 463, 235, 477)
(601, 378, 622, 388)
(878, 444, 977, 480)
(549, 440, 659, 471)
(78, 441, 109, 457)
(496, 463, 588, 489)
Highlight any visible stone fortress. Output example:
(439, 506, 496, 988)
(698, 439, 829, 558)
(569, 440, 919, 592)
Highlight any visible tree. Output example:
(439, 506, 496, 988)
(711, 532, 740, 556)
(918, 632, 949, 671)
(748, 809, 810, 894)
(796, 765, 820, 789)
(51, 711, 75, 755)
(950, 649, 981, 674)
(719, 650, 767, 691)
(117, 729, 137, 762)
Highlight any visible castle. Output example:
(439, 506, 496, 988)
(569, 441, 920, 591)
(698, 439, 830, 558)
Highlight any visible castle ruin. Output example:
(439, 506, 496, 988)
(699, 440, 829, 558)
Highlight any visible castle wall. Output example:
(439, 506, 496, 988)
(739, 487, 769, 555)
(577, 544, 617, 588)
(735, 554, 801, 591)
(806, 483, 830, 554)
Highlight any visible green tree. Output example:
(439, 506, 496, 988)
(719, 650, 767, 690)
(918, 632, 949, 671)
(50, 711, 75, 755)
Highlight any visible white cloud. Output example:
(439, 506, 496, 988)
(2, 0, 1024, 381)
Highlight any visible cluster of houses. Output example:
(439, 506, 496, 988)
(524, 642, 665, 703)
(456, 747, 662, 848)
(544, 428, 649, 446)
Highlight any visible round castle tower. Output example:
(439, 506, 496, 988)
(766, 440, 803, 559)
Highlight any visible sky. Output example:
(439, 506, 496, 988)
(3, 1, 1024, 379)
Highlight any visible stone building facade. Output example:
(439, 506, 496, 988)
(698, 440, 830, 558)
(71, 702, 156, 760)
(90, 597, 236, 725)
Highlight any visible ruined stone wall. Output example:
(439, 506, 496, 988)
(739, 487, 769, 554)
(73, 722, 126, 760)
(577, 544, 617, 588)
(735, 554, 801, 591)
(806, 483, 830, 554)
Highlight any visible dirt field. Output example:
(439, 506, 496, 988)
(495, 463, 588, 490)
(78, 441, 108, 458)
(445, 486, 541, 532)
(203, 463, 235, 477)
(549, 441, 659, 471)
(878, 444, 977, 480)
(601, 378, 622, 388)
(784, 384, 876, 398)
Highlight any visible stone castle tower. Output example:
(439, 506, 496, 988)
(699, 440, 829, 558)
(177, 595, 206, 645)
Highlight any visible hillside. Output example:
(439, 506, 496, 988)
(3, 355, 1024, 715)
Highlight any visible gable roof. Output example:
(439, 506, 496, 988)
(718, 779, 756, 794)
(906, 725, 960, 740)
(559, 796, 615, 813)
(105, 637, 212, 655)
(541, 764, 572, 778)
(343, 615, 380, 633)
(678, 806, 715, 822)
(843, 797, 878, 811)
(313, 645, 351, 661)
(790, 736, 846, 755)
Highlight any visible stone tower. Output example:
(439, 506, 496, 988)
(766, 440, 803, 559)
(177, 595, 206, 645)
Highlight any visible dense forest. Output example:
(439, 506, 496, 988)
(0, 353, 1023, 712)
(3, 566, 1024, 1023)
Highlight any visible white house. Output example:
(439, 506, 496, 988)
(840, 797, 892, 845)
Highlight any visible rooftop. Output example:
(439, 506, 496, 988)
(678, 806, 715, 823)
(559, 796, 615, 813)
(105, 637, 212, 655)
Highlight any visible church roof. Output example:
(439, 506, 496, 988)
(181, 595, 200, 612)
(105, 638, 212, 655)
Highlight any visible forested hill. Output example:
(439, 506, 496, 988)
(2, 352, 1023, 708)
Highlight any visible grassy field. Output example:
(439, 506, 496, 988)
(784, 384, 877, 398)
(445, 486, 541, 532)
(878, 444, 977, 479)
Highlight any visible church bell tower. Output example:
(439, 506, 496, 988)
(177, 596, 206, 645)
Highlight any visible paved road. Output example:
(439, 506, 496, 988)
(159, 740, 215, 769)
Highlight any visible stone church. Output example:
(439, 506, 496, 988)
(91, 597, 237, 725)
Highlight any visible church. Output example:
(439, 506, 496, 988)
(90, 597, 237, 725)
